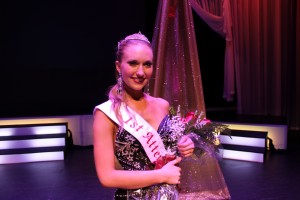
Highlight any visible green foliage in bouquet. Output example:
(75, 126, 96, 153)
(169, 106, 231, 149)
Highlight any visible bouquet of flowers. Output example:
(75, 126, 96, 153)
(154, 106, 231, 169)
(169, 105, 231, 155)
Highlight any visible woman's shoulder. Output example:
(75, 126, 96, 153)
(147, 95, 169, 111)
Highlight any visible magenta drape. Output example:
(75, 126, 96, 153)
(150, 0, 205, 115)
(296, 0, 300, 130)
(296, 1, 300, 130)
(150, 2, 231, 197)
(231, 0, 300, 129)
(151, 0, 300, 130)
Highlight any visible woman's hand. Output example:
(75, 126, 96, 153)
(160, 157, 182, 184)
(177, 135, 195, 157)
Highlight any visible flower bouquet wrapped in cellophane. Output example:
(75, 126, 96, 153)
(168, 106, 232, 200)
(169, 105, 231, 159)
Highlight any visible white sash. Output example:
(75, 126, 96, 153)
(95, 100, 167, 163)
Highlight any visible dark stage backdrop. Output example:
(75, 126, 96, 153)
(0, 0, 156, 117)
(0, 0, 230, 118)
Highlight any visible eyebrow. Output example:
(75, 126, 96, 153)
(144, 61, 153, 65)
(126, 60, 153, 65)
(127, 60, 138, 64)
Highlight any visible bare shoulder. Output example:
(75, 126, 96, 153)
(147, 95, 170, 114)
(94, 109, 110, 123)
(155, 97, 169, 108)
(93, 109, 117, 136)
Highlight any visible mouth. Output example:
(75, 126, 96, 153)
(131, 77, 146, 84)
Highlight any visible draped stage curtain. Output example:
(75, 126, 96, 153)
(231, 0, 300, 130)
(297, 0, 300, 130)
(150, 4, 231, 199)
(191, 0, 235, 102)
(150, 0, 206, 115)
(151, 0, 300, 130)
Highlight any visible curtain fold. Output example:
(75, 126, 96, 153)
(191, 0, 235, 101)
(151, 0, 299, 130)
(150, 0, 205, 115)
(296, 0, 300, 130)
(231, 0, 299, 129)
(232, 0, 281, 114)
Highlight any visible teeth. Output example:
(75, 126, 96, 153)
(133, 78, 145, 82)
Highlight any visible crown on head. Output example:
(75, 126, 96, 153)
(118, 32, 150, 49)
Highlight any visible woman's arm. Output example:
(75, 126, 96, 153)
(93, 110, 182, 189)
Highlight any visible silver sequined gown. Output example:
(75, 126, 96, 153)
(114, 115, 178, 200)
(113, 115, 231, 200)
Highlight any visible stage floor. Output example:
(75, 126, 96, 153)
(1, 145, 300, 200)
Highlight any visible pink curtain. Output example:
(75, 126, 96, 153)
(150, 5, 231, 198)
(191, 0, 235, 102)
(151, 0, 300, 130)
(296, 0, 300, 130)
(150, 0, 206, 115)
(231, 0, 300, 129)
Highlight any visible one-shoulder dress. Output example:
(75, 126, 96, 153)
(114, 115, 179, 200)
(111, 115, 231, 200)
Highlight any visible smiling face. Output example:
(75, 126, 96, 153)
(116, 41, 153, 95)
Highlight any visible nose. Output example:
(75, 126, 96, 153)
(136, 65, 145, 77)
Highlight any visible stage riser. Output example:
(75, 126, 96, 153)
(220, 129, 268, 163)
(222, 150, 265, 163)
(0, 123, 67, 164)
(219, 122, 287, 150)
(0, 138, 65, 149)
(0, 152, 64, 164)
(0, 125, 67, 136)
(220, 135, 266, 147)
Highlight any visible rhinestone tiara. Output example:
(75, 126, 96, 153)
(118, 32, 151, 49)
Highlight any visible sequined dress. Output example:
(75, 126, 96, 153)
(114, 115, 179, 200)
(113, 115, 231, 200)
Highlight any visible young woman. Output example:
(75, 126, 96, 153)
(93, 32, 195, 199)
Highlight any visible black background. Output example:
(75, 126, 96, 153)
(0, 0, 234, 118)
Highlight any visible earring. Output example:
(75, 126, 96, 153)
(144, 81, 150, 95)
(117, 73, 123, 95)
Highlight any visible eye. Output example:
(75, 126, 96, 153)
(144, 61, 153, 68)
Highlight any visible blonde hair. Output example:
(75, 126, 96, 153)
(108, 32, 152, 124)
